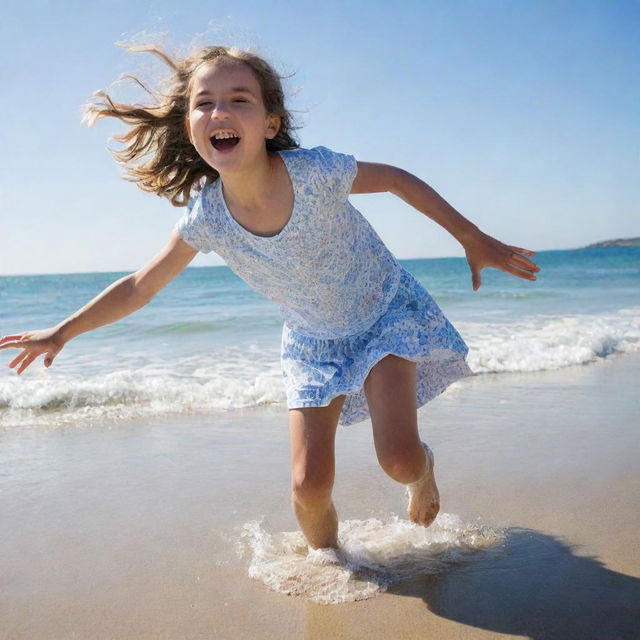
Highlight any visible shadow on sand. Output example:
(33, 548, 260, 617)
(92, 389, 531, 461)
(387, 527, 640, 640)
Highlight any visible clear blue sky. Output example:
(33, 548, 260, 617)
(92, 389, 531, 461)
(1, 0, 638, 275)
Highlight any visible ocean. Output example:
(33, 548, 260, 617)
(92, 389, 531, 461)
(1, 246, 638, 429)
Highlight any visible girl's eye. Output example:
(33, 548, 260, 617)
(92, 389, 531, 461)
(233, 98, 249, 103)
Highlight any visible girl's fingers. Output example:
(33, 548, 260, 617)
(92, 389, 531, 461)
(501, 244, 539, 271)
(504, 262, 537, 281)
(509, 253, 540, 273)
(16, 353, 37, 375)
(508, 245, 536, 257)
(468, 238, 540, 289)
(9, 350, 30, 369)
(0, 335, 26, 349)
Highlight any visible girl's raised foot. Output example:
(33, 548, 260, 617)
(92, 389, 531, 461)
(405, 442, 440, 527)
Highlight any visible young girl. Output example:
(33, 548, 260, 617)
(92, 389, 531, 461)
(0, 45, 539, 557)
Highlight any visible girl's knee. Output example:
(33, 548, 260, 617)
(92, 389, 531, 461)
(291, 465, 334, 510)
(377, 441, 426, 484)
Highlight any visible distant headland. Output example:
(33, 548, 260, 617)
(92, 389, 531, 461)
(583, 237, 640, 248)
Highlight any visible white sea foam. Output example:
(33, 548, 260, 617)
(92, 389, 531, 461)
(462, 307, 640, 373)
(0, 346, 285, 428)
(236, 514, 503, 604)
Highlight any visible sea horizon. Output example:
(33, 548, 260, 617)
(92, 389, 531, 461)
(2, 238, 639, 278)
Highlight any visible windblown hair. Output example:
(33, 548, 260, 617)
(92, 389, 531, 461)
(83, 44, 299, 206)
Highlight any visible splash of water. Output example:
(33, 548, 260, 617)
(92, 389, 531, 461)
(237, 513, 504, 604)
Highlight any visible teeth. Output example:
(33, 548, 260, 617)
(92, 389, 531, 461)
(212, 131, 239, 139)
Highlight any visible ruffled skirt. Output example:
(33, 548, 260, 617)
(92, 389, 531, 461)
(280, 267, 473, 426)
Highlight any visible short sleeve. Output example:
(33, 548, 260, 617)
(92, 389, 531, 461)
(311, 146, 358, 201)
(173, 188, 215, 254)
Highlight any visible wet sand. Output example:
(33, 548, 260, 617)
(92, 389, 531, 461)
(1, 353, 639, 639)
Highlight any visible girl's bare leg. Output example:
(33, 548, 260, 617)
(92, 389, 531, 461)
(289, 395, 345, 549)
(363, 355, 439, 527)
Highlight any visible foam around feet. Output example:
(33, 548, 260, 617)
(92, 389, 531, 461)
(238, 515, 504, 604)
(307, 546, 345, 566)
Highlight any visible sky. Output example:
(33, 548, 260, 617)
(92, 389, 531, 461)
(0, 0, 638, 276)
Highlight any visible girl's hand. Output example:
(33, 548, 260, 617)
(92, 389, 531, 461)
(0, 328, 66, 375)
(463, 230, 540, 291)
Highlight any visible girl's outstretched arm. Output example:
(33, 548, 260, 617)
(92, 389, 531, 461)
(351, 162, 540, 290)
(0, 232, 197, 374)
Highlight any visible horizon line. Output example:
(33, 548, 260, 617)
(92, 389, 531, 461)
(3, 244, 635, 278)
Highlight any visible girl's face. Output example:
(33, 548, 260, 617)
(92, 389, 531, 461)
(186, 60, 280, 175)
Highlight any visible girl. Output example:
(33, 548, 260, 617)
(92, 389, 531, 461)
(0, 45, 539, 557)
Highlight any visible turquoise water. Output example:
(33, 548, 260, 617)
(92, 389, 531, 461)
(1, 247, 638, 427)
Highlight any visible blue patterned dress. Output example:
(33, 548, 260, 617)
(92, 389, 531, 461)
(175, 146, 472, 425)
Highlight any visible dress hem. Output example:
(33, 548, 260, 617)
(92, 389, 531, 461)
(286, 350, 474, 426)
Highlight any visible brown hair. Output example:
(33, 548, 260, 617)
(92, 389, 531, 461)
(83, 44, 299, 206)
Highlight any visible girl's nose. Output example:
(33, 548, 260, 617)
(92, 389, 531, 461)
(212, 102, 231, 119)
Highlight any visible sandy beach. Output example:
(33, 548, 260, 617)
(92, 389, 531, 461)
(1, 353, 639, 640)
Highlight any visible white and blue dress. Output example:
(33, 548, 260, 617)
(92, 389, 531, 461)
(175, 146, 472, 425)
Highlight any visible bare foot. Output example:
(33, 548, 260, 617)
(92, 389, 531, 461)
(307, 546, 344, 566)
(405, 442, 440, 527)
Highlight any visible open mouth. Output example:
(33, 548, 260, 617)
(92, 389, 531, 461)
(211, 130, 241, 151)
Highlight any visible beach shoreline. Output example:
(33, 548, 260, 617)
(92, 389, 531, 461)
(1, 352, 639, 639)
